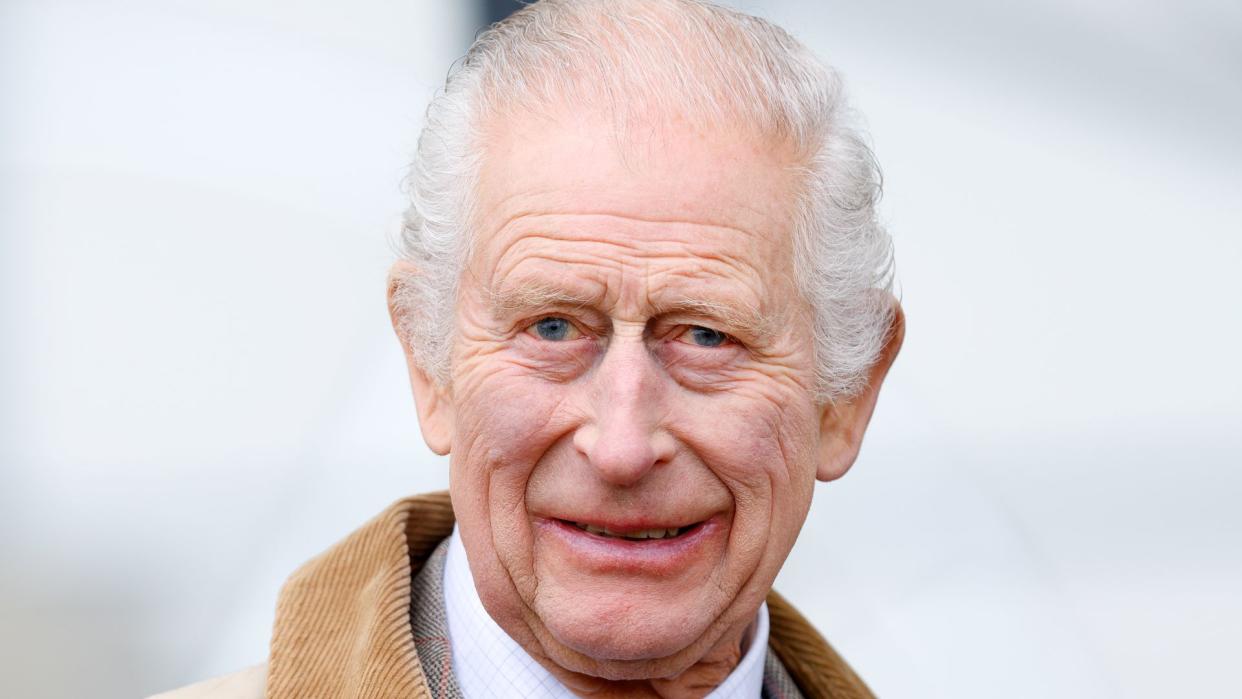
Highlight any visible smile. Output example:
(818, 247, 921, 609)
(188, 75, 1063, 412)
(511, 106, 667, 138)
(565, 521, 699, 540)
(537, 516, 725, 576)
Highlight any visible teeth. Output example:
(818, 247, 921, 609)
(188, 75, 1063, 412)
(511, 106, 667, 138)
(571, 522, 684, 540)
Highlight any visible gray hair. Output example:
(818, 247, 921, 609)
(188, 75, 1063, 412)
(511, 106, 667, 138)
(394, 0, 894, 401)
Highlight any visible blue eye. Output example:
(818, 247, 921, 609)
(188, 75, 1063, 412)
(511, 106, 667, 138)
(533, 316, 573, 341)
(687, 326, 727, 347)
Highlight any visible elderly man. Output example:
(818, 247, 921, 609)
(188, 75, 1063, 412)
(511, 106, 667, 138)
(155, 1, 903, 697)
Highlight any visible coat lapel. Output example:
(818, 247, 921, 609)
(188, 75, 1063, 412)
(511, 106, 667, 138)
(265, 492, 453, 699)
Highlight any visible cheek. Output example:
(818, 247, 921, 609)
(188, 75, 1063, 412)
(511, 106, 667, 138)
(679, 387, 818, 490)
(453, 360, 576, 460)
(449, 367, 579, 570)
(672, 389, 819, 567)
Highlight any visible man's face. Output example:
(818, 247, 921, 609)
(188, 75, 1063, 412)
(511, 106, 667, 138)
(434, 109, 828, 678)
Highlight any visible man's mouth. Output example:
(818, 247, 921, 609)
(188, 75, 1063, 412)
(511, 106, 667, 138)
(539, 516, 722, 574)
(561, 520, 699, 541)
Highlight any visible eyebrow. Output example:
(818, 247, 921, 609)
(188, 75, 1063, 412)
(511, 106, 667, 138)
(489, 281, 776, 341)
(488, 282, 599, 314)
(651, 296, 774, 342)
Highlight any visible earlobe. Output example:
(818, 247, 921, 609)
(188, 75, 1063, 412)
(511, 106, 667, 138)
(816, 297, 905, 482)
(387, 262, 454, 456)
(404, 357, 454, 455)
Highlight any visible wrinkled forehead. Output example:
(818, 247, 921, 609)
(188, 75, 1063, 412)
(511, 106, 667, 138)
(469, 104, 804, 283)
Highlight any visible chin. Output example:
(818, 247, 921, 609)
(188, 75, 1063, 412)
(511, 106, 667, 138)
(534, 587, 719, 669)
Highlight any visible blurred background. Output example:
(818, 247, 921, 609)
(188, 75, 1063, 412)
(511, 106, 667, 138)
(2, 0, 1239, 696)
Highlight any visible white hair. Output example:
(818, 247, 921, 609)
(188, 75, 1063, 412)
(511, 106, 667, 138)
(394, 0, 894, 401)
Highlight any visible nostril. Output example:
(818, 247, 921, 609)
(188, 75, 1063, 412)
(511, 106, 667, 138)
(572, 424, 599, 457)
(650, 430, 677, 466)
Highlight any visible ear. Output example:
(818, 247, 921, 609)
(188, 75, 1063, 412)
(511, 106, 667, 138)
(816, 296, 905, 482)
(387, 261, 454, 455)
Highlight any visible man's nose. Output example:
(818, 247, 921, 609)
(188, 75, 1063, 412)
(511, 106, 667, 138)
(572, 337, 676, 486)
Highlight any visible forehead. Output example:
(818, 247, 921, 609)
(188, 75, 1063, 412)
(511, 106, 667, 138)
(471, 107, 802, 305)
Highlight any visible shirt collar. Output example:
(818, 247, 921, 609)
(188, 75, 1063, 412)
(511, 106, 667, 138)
(443, 525, 767, 698)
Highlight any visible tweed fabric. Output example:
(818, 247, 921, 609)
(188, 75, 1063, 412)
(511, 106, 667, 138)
(410, 540, 464, 698)
(762, 648, 806, 699)
(264, 491, 873, 699)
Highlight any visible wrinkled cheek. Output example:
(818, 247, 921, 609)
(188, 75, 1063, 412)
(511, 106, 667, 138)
(450, 375, 572, 594)
(690, 399, 818, 587)
(764, 412, 818, 556)
(707, 400, 816, 493)
(452, 369, 566, 478)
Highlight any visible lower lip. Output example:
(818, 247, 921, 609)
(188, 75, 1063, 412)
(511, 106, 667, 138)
(535, 517, 724, 575)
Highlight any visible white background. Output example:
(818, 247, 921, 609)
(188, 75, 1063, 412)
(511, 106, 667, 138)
(2, 1, 1239, 697)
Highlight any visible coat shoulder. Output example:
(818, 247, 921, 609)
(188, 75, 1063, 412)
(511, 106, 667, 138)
(147, 664, 266, 699)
